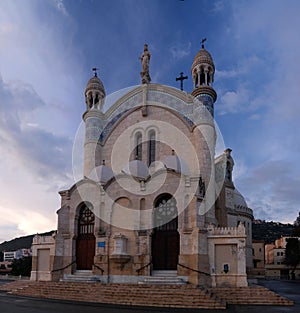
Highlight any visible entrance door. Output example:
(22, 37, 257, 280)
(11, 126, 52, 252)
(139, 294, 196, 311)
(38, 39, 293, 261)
(76, 204, 95, 270)
(152, 195, 179, 270)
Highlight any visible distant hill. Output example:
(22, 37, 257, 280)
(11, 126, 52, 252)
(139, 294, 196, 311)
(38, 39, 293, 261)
(0, 231, 56, 252)
(252, 220, 295, 244)
(0, 221, 295, 252)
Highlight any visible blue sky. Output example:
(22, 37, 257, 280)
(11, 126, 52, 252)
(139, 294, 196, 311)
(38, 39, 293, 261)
(0, 0, 299, 242)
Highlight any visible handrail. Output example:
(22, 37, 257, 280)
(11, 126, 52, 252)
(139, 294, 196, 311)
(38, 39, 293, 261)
(51, 260, 76, 273)
(93, 264, 104, 275)
(136, 261, 152, 274)
(178, 263, 210, 276)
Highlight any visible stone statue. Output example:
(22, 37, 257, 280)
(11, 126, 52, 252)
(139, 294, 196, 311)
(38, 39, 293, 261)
(139, 44, 151, 84)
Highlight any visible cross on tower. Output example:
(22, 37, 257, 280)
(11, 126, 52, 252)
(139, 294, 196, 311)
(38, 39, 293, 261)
(201, 38, 207, 48)
(92, 67, 99, 77)
(176, 72, 188, 91)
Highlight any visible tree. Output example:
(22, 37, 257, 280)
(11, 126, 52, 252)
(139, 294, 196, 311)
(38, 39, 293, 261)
(292, 212, 300, 237)
(10, 257, 32, 277)
(285, 238, 300, 279)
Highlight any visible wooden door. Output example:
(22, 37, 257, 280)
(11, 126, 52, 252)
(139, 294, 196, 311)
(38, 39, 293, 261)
(152, 230, 179, 270)
(152, 195, 179, 271)
(76, 235, 95, 270)
(76, 204, 95, 270)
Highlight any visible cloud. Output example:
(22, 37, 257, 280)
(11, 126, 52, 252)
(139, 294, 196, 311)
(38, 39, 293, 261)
(170, 42, 191, 59)
(54, 0, 69, 16)
(218, 85, 250, 114)
(236, 161, 300, 223)
(211, 0, 226, 13)
(0, 74, 74, 241)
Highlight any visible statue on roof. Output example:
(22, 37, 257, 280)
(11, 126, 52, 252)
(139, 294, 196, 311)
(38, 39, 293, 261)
(139, 44, 151, 84)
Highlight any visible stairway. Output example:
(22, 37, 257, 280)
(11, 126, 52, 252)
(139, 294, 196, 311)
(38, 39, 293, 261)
(209, 286, 294, 306)
(62, 270, 101, 282)
(139, 270, 188, 285)
(1, 280, 294, 309)
(1, 281, 226, 309)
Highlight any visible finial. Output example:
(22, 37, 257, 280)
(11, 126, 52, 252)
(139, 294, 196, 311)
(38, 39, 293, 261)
(201, 38, 207, 48)
(92, 67, 99, 77)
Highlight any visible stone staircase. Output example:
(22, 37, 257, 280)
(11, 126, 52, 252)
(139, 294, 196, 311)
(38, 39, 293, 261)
(0, 280, 294, 309)
(209, 286, 294, 306)
(1, 281, 226, 309)
(139, 270, 188, 285)
(62, 270, 101, 282)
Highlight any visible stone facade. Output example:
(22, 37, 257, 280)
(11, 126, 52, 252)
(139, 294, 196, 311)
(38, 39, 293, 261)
(31, 44, 253, 287)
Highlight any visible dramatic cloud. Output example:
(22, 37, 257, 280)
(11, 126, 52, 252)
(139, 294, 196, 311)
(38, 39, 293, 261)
(170, 42, 192, 60)
(0, 0, 300, 242)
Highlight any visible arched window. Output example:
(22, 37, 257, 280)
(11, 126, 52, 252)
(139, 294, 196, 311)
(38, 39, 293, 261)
(200, 69, 205, 85)
(135, 132, 142, 160)
(78, 203, 95, 236)
(148, 131, 156, 166)
(154, 194, 178, 231)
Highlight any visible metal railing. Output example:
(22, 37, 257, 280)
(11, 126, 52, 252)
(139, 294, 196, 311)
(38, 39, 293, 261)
(93, 264, 104, 275)
(136, 261, 152, 274)
(51, 260, 76, 273)
(178, 263, 210, 276)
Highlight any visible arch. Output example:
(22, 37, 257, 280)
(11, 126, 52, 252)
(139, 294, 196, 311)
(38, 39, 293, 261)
(76, 202, 95, 270)
(111, 197, 132, 229)
(152, 193, 179, 271)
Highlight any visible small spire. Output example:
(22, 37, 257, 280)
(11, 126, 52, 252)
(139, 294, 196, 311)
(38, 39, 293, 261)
(92, 67, 99, 77)
(201, 38, 207, 49)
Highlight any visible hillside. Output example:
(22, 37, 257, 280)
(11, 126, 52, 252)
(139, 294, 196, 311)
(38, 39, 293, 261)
(0, 221, 295, 252)
(252, 220, 295, 244)
(0, 231, 55, 252)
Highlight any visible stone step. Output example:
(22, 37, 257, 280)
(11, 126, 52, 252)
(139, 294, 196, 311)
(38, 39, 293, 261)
(61, 270, 101, 282)
(151, 270, 177, 277)
(73, 270, 93, 276)
(139, 276, 187, 285)
(209, 286, 294, 306)
(2, 281, 226, 309)
(61, 273, 101, 282)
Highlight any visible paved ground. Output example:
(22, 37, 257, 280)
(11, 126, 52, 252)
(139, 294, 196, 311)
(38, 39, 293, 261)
(0, 279, 299, 313)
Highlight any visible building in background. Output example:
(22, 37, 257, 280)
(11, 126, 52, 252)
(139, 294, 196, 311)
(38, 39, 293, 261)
(3, 249, 32, 262)
(265, 237, 300, 280)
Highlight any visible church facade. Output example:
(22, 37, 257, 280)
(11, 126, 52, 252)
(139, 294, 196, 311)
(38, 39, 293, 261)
(31, 43, 253, 287)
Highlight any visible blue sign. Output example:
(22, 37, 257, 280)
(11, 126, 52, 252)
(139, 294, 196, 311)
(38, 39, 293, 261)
(98, 241, 105, 248)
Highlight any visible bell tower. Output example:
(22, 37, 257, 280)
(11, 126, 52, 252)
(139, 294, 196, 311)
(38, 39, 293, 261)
(82, 70, 106, 178)
(191, 40, 217, 117)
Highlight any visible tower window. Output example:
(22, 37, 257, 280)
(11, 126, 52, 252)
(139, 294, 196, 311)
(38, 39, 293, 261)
(200, 70, 205, 85)
(136, 133, 142, 160)
(148, 131, 156, 166)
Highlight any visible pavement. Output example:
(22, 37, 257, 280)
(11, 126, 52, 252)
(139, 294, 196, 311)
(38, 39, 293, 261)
(0, 279, 299, 313)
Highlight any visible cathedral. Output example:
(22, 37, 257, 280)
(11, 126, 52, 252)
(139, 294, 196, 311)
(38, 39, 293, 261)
(31, 42, 254, 287)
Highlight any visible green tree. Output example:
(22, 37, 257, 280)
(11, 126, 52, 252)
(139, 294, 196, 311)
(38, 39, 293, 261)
(10, 257, 32, 277)
(293, 212, 300, 237)
(285, 238, 300, 279)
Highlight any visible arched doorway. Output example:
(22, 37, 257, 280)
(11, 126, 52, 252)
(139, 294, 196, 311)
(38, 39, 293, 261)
(76, 203, 95, 270)
(152, 194, 179, 270)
